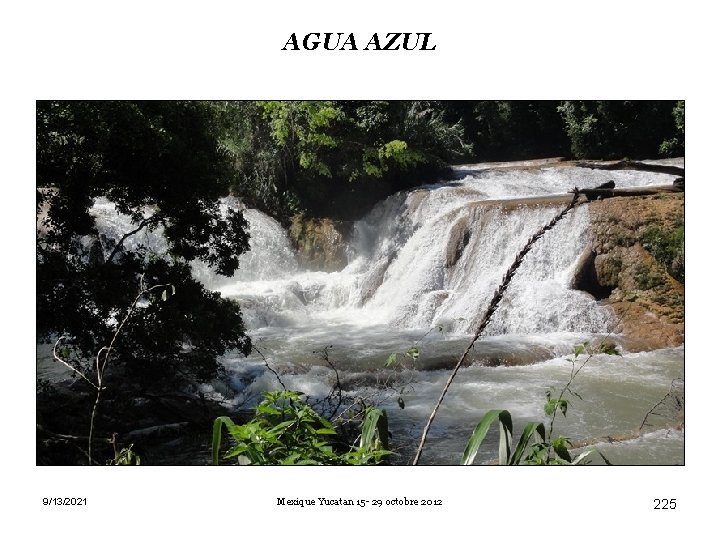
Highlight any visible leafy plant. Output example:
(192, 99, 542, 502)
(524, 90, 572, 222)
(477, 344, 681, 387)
(384, 327, 446, 410)
(384, 325, 445, 368)
(384, 346, 420, 367)
(461, 409, 594, 465)
(108, 444, 141, 465)
(557, 100, 680, 159)
(212, 390, 391, 465)
(659, 101, 684, 156)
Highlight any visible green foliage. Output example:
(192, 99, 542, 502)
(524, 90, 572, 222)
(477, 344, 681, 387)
(212, 101, 302, 222)
(212, 391, 391, 465)
(219, 100, 682, 221)
(461, 409, 512, 465)
(384, 352, 398, 367)
(384, 325, 446, 368)
(576, 339, 620, 358)
(544, 388, 569, 417)
(659, 101, 685, 156)
(460, 408, 593, 465)
(385, 345, 420, 367)
(635, 263, 666, 290)
(258, 100, 342, 177)
(641, 224, 684, 283)
(461, 409, 599, 466)
(108, 444, 141, 465)
(673, 101, 685, 135)
(460, 101, 569, 161)
(557, 100, 680, 159)
(360, 407, 390, 452)
(598, 341, 620, 356)
(249, 100, 470, 219)
(405, 346, 420, 360)
(365, 139, 425, 177)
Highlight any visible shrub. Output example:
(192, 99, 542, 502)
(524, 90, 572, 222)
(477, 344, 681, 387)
(641, 225, 684, 283)
(212, 391, 391, 465)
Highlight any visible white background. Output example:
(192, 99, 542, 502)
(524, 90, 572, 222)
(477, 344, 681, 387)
(2, 1, 715, 536)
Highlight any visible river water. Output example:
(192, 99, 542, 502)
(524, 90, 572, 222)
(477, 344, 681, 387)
(90, 159, 685, 465)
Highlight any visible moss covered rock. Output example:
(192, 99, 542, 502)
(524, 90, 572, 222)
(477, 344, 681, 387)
(289, 216, 350, 271)
(585, 193, 684, 350)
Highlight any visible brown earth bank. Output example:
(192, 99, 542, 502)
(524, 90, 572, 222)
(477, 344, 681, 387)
(576, 193, 684, 351)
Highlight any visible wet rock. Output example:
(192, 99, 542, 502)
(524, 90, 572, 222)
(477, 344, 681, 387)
(570, 245, 613, 300)
(594, 252, 622, 289)
(445, 216, 471, 268)
(289, 216, 350, 271)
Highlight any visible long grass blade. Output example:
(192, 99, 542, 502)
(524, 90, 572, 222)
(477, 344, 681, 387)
(497, 410, 513, 465)
(212, 416, 236, 465)
(462, 410, 511, 465)
(571, 449, 595, 465)
(509, 422, 545, 465)
(361, 408, 389, 450)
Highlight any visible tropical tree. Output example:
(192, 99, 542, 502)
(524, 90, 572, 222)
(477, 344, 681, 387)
(37, 101, 252, 388)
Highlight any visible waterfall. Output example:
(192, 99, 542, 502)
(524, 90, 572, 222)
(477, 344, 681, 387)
(218, 165, 640, 335)
(83, 159, 683, 464)
(90, 161, 683, 337)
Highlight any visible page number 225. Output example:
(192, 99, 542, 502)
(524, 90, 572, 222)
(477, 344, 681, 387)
(654, 499, 677, 510)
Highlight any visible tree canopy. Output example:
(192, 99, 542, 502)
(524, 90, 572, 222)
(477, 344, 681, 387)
(37, 101, 252, 387)
(219, 100, 471, 220)
(220, 100, 684, 221)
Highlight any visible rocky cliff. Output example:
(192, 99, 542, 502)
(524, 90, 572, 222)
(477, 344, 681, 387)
(574, 193, 684, 350)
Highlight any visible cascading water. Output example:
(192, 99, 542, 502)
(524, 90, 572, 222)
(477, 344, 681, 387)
(215, 162, 678, 335)
(85, 160, 684, 464)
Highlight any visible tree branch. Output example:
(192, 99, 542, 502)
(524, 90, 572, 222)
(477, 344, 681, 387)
(253, 344, 286, 391)
(87, 281, 169, 463)
(576, 160, 684, 177)
(639, 378, 684, 432)
(104, 215, 163, 264)
(37, 424, 114, 444)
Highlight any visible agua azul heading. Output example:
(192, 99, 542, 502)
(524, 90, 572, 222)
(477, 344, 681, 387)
(282, 32, 437, 51)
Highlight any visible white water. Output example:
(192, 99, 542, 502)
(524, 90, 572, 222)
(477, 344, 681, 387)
(214, 162, 683, 332)
(88, 160, 684, 464)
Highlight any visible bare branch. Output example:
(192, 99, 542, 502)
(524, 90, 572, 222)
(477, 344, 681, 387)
(37, 424, 114, 443)
(52, 335, 99, 390)
(314, 346, 342, 420)
(576, 159, 684, 177)
(87, 281, 170, 463)
(639, 378, 685, 432)
(253, 344, 286, 391)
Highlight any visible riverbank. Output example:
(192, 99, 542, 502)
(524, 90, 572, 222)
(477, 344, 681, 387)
(586, 193, 684, 351)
